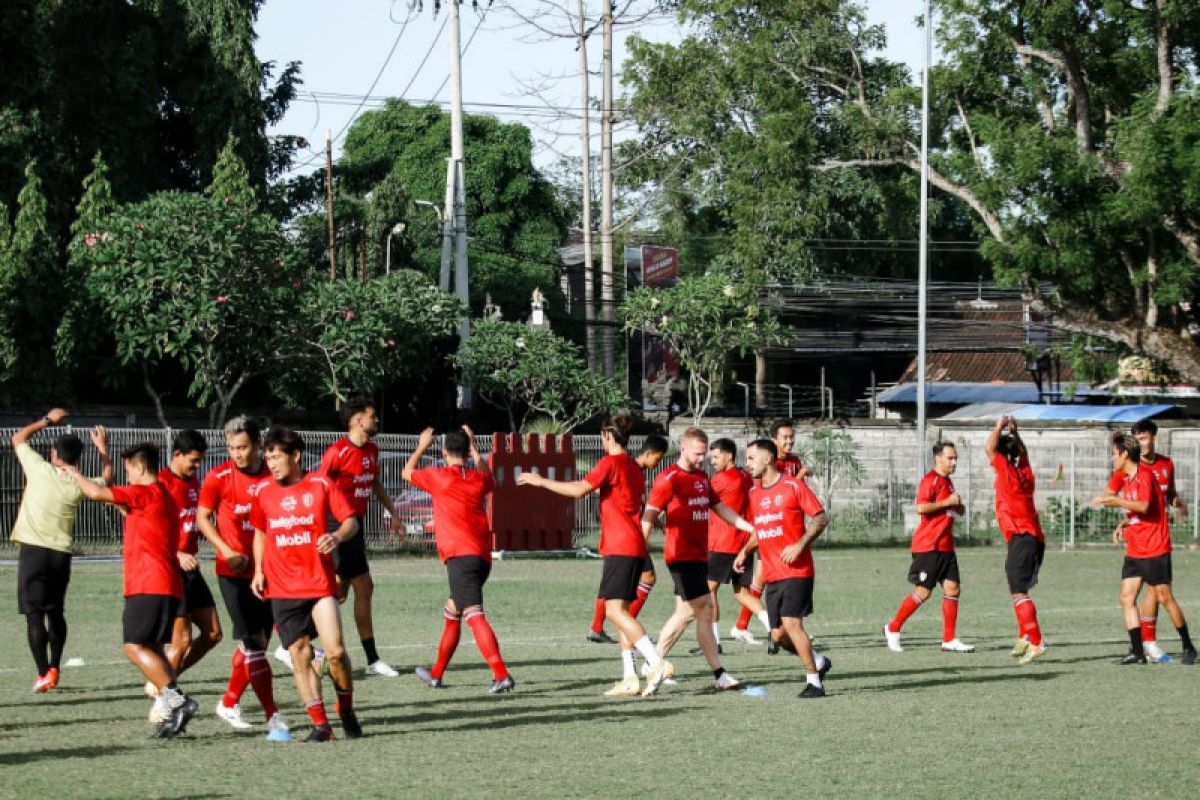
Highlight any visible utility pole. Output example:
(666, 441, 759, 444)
(579, 0, 596, 371)
(600, 0, 615, 378)
(916, 0, 932, 475)
(325, 130, 336, 280)
(448, 0, 472, 407)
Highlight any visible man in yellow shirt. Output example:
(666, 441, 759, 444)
(10, 408, 112, 692)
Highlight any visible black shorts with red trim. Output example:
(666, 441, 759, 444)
(764, 577, 814, 629)
(217, 575, 274, 643)
(446, 555, 491, 610)
(1005, 534, 1045, 594)
(1122, 553, 1172, 586)
(668, 560, 709, 601)
(599, 555, 643, 602)
(907, 551, 960, 589)
(17, 543, 72, 615)
(123, 594, 180, 645)
(272, 598, 322, 649)
(334, 517, 369, 580)
(177, 568, 217, 617)
(707, 550, 754, 589)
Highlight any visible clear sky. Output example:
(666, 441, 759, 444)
(255, 1, 928, 176)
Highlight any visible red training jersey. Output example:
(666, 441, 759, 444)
(158, 467, 201, 554)
(250, 474, 355, 599)
(584, 453, 647, 558)
(990, 453, 1043, 542)
(1108, 455, 1176, 504)
(709, 466, 753, 554)
(911, 470, 958, 553)
(776, 454, 805, 478)
(198, 460, 273, 577)
(110, 483, 183, 598)
(1114, 465, 1172, 559)
(647, 465, 719, 563)
(410, 465, 495, 563)
(319, 436, 378, 518)
(749, 475, 825, 582)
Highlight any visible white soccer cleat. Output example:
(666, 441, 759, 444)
(215, 701, 254, 730)
(941, 638, 976, 653)
(729, 627, 760, 645)
(603, 676, 641, 697)
(1018, 642, 1048, 665)
(265, 711, 291, 741)
(714, 671, 741, 691)
(273, 645, 294, 671)
(1144, 641, 1165, 660)
(641, 659, 675, 697)
(365, 659, 400, 677)
(883, 624, 903, 652)
(1010, 637, 1031, 658)
(147, 695, 168, 724)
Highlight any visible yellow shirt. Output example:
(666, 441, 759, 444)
(9, 443, 104, 554)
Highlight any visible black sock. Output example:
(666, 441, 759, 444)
(1128, 627, 1144, 657)
(25, 613, 50, 675)
(362, 637, 380, 664)
(713, 667, 726, 680)
(47, 611, 67, 670)
(1178, 624, 1195, 652)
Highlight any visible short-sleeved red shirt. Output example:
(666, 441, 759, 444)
(111, 483, 183, 598)
(410, 466, 495, 563)
(1113, 465, 1172, 559)
(749, 476, 825, 582)
(911, 470, 957, 553)
(319, 436, 378, 518)
(990, 453, 1043, 542)
(1108, 455, 1175, 502)
(776, 454, 805, 478)
(584, 453, 647, 558)
(250, 474, 355, 599)
(198, 460, 273, 577)
(709, 466, 752, 554)
(158, 468, 201, 554)
(647, 465, 719, 563)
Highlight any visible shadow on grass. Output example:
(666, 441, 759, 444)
(850, 669, 1064, 693)
(364, 699, 698, 736)
(0, 743, 144, 765)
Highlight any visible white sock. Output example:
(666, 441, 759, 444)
(756, 610, 771, 633)
(711, 622, 721, 644)
(621, 649, 636, 679)
(806, 672, 822, 688)
(814, 651, 828, 671)
(633, 636, 660, 667)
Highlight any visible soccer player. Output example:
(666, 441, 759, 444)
(314, 397, 404, 677)
(883, 441, 975, 653)
(1093, 432, 1180, 665)
(518, 417, 671, 696)
(586, 434, 668, 644)
(404, 426, 515, 694)
(643, 427, 754, 694)
(64, 443, 198, 738)
(986, 416, 1048, 665)
(196, 416, 287, 735)
(703, 439, 769, 650)
(251, 427, 362, 742)
(734, 439, 832, 697)
(11, 409, 111, 692)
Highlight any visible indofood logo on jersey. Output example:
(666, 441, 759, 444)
(754, 510, 785, 539)
(270, 513, 316, 547)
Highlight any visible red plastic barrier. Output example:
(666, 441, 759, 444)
(488, 433, 576, 551)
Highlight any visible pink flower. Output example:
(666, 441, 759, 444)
(217, 295, 229, 304)
(84, 233, 99, 248)
(343, 309, 355, 321)
(385, 339, 396, 347)
(292, 279, 303, 289)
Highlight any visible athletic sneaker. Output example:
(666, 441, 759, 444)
(31, 672, 55, 694)
(266, 711, 291, 741)
(766, 638, 780, 655)
(143, 680, 159, 699)
(148, 695, 169, 725)
(1144, 641, 1166, 661)
(729, 626, 759, 644)
(587, 630, 616, 644)
(414, 665, 443, 688)
(714, 672, 741, 691)
(365, 659, 400, 677)
(487, 675, 516, 694)
(941, 639, 975, 653)
(1018, 643, 1048, 665)
(638, 662, 677, 686)
(340, 709, 363, 739)
(1114, 651, 1148, 665)
(155, 696, 199, 739)
(273, 645, 294, 670)
(215, 701, 254, 730)
(798, 683, 826, 699)
(1010, 637, 1031, 658)
(883, 624, 903, 653)
(687, 644, 723, 656)
(641, 659, 675, 697)
(817, 654, 833, 682)
(1150, 651, 1176, 664)
(1184, 649, 1197, 666)
(603, 676, 641, 697)
(305, 725, 334, 743)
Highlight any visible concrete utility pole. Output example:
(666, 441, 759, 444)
(325, 130, 336, 280)
(600, 0, 615, 378)
(579, 0, 596, 371)
(447, 0, 472, 407)
(916, 0, 932, 474)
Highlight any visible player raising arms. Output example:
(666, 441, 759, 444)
(196, 416, 286, 735)
(735, 439, 832, 697)
(405, 426, 515, 694)
(251, 427, 362, 742)
(65, 443, 198, 738)
(518, 416, 671, 697)
(883, 441, 975, 653)
(986, 416, 1048, 665)
(316, 397, 404, 677)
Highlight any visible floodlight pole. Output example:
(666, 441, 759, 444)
(916, 0, 933, 476)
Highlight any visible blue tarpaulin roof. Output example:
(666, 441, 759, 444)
(878, 382, 1054, 405)
(937, 402, 1179, 423)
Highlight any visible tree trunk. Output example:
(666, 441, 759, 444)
(141, 364, 169, 429)
(754, 350, 767, 412)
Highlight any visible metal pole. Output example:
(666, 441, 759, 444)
(579, 0, 596, 371)
(916, 0, 932, 476)
(1194, 443, 1198, 539)
(1069, 442, 1076, 549)
(386, 234, 392, 275)
(779, 384, 793, 418)
(887, 448, 894, 537)
(962, 438, 971, 540)
(819, 366, 826, 419)
(735, 382, 750, 419)
(325, 130, 337, 280)
(447, 0, 471, 407)
(438, 159, 454, 292)
(599, 0, 615, 378)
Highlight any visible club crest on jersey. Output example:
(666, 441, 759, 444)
(281, 494, 297, 512)
(774, 495, 783, 507)
(188, 489, 198, 503)
(759, 497, 771, 509)
(302, 492, 313, 508)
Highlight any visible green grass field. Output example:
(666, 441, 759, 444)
(0, 546, 1197, 799)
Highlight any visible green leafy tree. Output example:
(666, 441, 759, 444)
(454, 318, 629, 432)
(797, 428, 865, 515)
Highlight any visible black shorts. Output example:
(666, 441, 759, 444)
(217, 575, 274, 643)
(707, 551, 754, 589)
(640, 555, 656, 577)
(123, 594, 180, 645)
(764, 578, 814, 628)
(668, 561, 710, 601)
(177, 569, 217, 617)
(272, 598, 321, 649)
(1005, 534, 1045, 594)
(334, 517, 370, 581)
(446, 556, 491, 610)
(17, 543, 72, 614)
(1122, 554, 1172, 586)
(908, 551, 960, 589)
(599, 555, 644, 602)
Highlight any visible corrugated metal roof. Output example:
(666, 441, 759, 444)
(935, 402, 1180, 423)
(878, 382, 1046, 404)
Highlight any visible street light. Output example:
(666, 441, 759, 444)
(414, 199, 451, 292)
(385, 222, 406, 275)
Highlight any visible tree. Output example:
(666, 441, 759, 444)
(454, 318, 628, 432)
(797, 428, 865, 515)
(621, 270, 786, 424)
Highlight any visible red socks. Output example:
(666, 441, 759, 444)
(628, 581, 653, 618)
(305, 698, 329, 728)
(1140, 614, 1158, 644)
(1013, 596, 1043, 646)
(431, 609, 462, 679)
(889, 592, 924, 632)
(222, 646, 250, 707)
(464, 608, 509, 681)
(590, 597, 607, 634)
(245, 649, 277, 718)
(942, 596, 959, 642)
(735, 584, 763, 630)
